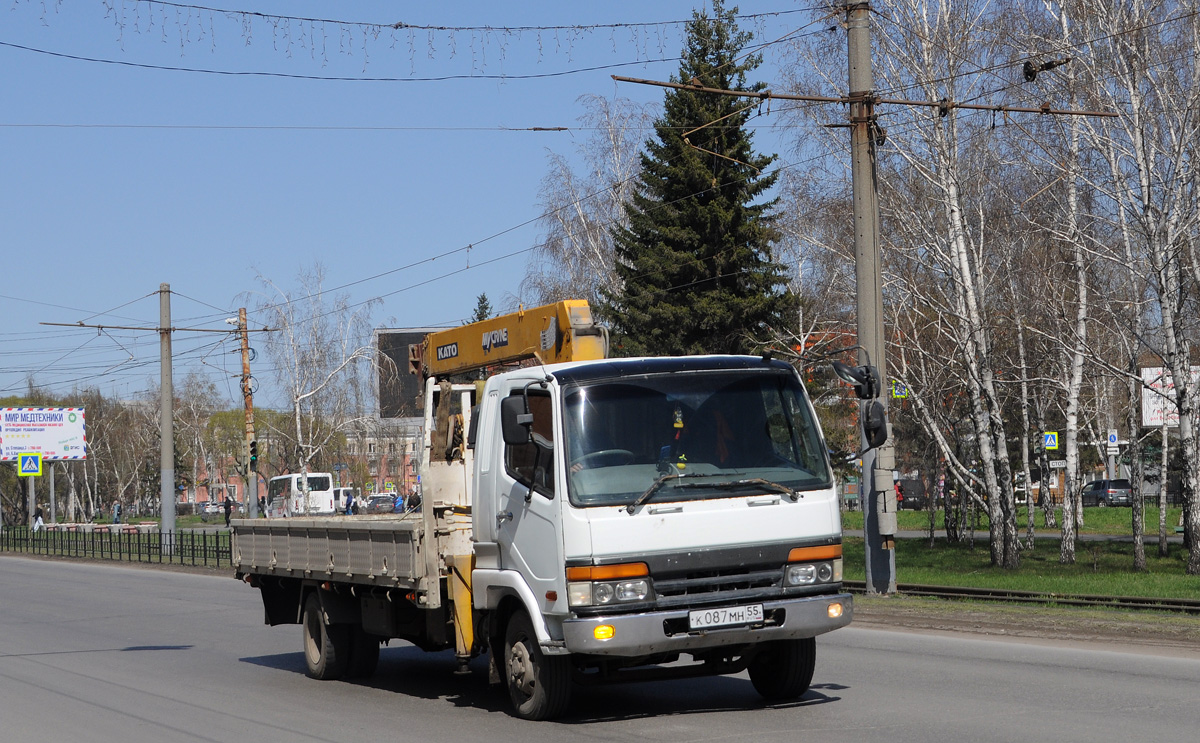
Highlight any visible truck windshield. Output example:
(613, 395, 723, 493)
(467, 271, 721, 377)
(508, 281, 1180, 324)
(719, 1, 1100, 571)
(562, 370, 831, 508)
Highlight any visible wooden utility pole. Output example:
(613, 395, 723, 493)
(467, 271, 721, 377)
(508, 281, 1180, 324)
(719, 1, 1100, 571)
(239, 308, 259, 518)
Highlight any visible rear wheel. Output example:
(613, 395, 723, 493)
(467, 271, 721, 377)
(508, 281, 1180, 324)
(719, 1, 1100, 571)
(748, 638, 816, 701)
(302, 593, 350, 680)
(503, 612, 572, 720)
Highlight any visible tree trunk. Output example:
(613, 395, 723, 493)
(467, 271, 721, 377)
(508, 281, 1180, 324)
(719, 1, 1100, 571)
(1128, 374, 1145, 571)
(1016, 319, 1036, 550)
(1160, 424, 1169, 557)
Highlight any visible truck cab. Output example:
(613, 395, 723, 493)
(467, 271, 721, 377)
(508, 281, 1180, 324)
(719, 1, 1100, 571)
(466, 355, 851, 717)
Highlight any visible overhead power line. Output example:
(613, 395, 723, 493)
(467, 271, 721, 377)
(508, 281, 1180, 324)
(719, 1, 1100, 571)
(611, 75, 1119, 119)
(0, 40, 679, 82)
(114, 2, 815, 32)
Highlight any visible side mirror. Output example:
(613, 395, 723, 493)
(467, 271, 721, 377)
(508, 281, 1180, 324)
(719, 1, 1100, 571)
(500, 396, 533, 445)
(863, 400, 889, 450)
(832, 361, 880, 400)
(466, 405, 480, 450)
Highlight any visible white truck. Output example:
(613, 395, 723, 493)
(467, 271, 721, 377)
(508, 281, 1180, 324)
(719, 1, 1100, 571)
(232, 301, 852, 720)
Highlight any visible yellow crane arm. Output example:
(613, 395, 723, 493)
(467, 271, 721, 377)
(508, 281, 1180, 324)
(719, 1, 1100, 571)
(409, 299, 607, 378)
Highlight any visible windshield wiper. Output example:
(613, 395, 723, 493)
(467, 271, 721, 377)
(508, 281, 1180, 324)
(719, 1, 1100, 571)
(626, 476, 796, 514)
(679, 478, 798, 501)
(626, 473, 710, 514)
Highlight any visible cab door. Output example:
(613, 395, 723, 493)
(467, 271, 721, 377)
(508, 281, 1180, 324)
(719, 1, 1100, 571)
(494, 385, 565, 614)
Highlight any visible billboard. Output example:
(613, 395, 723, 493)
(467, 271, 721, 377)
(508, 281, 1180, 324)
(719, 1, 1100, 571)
(1141, 366, 1200, 427)
(0, 407, 87, 461)
(376, 328, 442, 419)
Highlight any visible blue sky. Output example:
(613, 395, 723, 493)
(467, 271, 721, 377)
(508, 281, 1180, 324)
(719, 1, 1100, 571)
(1, 1, 817, 407)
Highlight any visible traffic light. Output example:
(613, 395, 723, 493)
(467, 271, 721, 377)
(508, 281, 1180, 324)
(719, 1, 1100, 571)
(249, 439, 258, 470)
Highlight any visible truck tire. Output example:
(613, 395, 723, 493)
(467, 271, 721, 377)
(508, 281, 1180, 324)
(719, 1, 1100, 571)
(302, 593, 350, 680)
(748, 637, 816, 701)
(503, 612, 572, 720)
(347, 627, 381, 678)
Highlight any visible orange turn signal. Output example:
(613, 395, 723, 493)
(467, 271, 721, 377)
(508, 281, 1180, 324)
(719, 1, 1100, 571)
(788, 545, 842, 562)
(566, 562, 649, 581)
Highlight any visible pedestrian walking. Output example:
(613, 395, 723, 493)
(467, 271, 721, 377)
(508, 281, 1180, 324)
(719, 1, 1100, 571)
(223, 496, 233, 528)
(32, 504, 45, 532)
(112, 500, 121, 524)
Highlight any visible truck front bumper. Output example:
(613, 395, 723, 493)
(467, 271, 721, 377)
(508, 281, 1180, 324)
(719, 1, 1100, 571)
(560, 592, 852, 657)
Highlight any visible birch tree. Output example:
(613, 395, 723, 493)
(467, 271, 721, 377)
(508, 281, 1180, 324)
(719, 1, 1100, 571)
(523, 95, 656, 312)
(1059, 0, 1200, 573)
(255, 265, 379, 514)
(869, 0, 1024, 567)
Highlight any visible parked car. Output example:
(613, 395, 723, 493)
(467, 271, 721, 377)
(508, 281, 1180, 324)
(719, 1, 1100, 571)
(896, 479, 927, 510)
(365, 495, 395, 514)
(1079, 478, 1132, 507)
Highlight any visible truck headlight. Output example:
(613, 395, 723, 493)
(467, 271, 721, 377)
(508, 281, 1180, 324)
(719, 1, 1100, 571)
(566, 563, 653, 607)
(786, 564, 817, 585)
(568, 579, 653, 607)
(786, 559, 842, 586)
(593, 582, 615, 604)
(615, 579, 649, 601)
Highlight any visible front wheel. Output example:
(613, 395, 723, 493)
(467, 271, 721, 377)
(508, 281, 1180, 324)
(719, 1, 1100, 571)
(503, 612, 572, 720)
(302, 593, 350, 680)
(748, 637, 816, 701)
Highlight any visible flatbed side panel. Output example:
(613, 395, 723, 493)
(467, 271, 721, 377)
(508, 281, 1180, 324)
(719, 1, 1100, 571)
(231, 517, 423, 589)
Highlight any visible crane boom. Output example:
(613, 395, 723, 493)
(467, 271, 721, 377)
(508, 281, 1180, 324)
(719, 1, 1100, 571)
(409, 299, 607, 378)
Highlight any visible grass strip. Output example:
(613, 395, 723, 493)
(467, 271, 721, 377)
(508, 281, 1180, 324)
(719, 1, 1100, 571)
(843, 537, 1199, 599)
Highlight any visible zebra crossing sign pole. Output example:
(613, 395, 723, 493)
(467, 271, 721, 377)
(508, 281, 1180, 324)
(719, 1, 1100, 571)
(16, 453, 42, 530)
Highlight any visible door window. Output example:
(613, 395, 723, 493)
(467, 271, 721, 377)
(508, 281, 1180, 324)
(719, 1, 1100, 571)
(504, 391, 555, 498)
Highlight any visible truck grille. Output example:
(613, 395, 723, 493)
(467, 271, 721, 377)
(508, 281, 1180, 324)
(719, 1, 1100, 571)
(653, 567, 783, 609)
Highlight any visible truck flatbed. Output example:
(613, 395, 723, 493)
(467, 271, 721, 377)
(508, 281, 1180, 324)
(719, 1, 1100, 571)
(232, 515, 425, 589)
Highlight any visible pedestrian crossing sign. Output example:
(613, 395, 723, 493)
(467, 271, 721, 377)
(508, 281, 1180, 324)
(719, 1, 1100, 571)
(18, 452, 42, 477)
(1043, 432, 1059, 451)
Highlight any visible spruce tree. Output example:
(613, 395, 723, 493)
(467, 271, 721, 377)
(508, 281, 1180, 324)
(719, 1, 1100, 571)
(468, 293, 493, 323)
(601, 0, 793, 357)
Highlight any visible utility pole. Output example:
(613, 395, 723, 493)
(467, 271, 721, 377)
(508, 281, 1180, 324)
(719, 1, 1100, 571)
(239, 308, 259, 518)
(848, 1, 897, 594)
(160, 283, 176, 547)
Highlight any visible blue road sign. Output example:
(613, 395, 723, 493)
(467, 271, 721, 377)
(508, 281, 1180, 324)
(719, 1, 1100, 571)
(1043, 432, 1059, 450)
(18, 452, 42, 477)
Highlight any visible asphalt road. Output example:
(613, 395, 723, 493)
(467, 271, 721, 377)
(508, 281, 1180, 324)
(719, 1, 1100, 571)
(1, 555, 1197, 742)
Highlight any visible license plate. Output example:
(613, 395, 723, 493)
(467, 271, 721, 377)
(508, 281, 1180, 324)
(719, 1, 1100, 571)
(688, 604, 764, 630)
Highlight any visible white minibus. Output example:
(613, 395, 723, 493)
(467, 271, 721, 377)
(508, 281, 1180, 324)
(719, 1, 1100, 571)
(265, 473, 336, 517)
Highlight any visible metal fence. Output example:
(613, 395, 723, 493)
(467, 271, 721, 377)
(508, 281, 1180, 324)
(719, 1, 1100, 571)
(0, 526, 232, 568)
